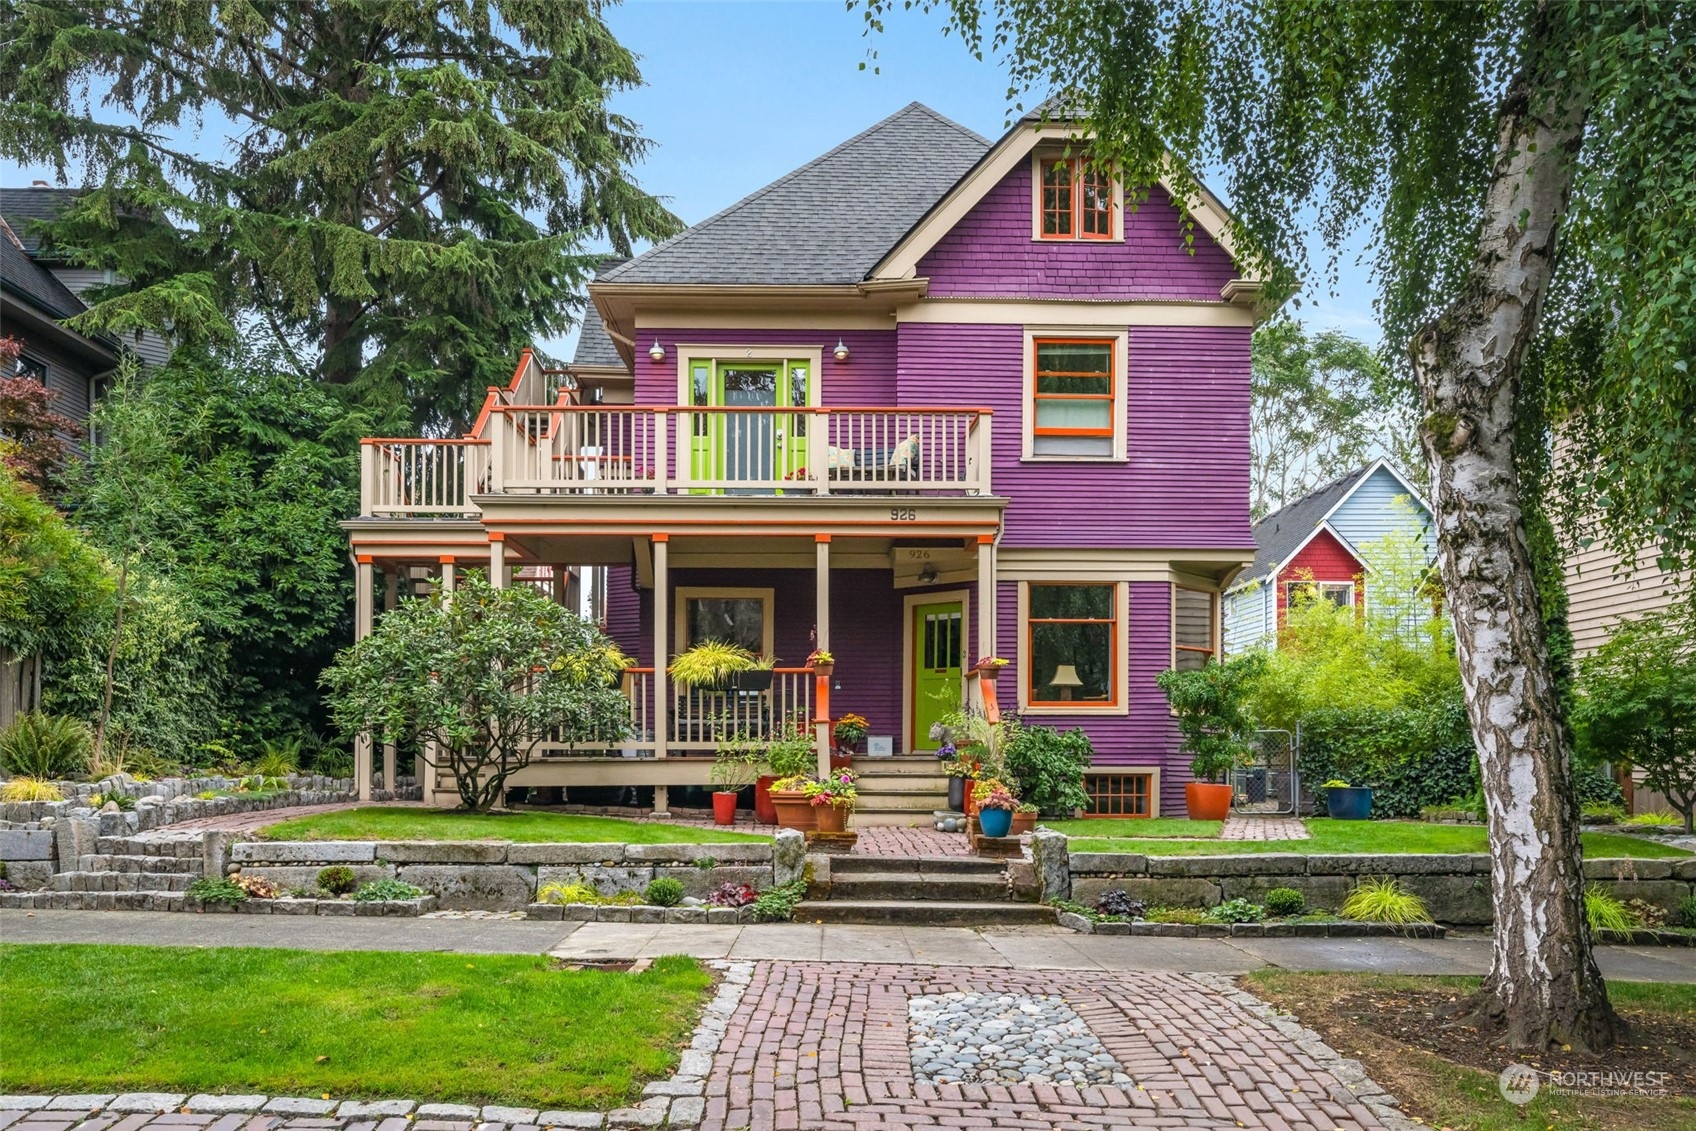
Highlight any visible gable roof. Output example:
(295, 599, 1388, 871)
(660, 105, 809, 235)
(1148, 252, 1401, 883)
(1234, 459, 1433, 591)
(571, 301, 625, 369)
(598, 103, 990, 287)
(0, 186, 81, 257)
(0, 218, 89, 321)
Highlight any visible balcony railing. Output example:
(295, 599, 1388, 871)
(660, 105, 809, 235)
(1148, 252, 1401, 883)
(361, 405, 992, 515)
(532, 666, 815, 758)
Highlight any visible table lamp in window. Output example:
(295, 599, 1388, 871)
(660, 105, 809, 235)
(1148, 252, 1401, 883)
(1049, 663, 1083, 701)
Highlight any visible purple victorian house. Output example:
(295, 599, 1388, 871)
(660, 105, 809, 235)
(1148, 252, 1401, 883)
(347, 103, 1265, 821)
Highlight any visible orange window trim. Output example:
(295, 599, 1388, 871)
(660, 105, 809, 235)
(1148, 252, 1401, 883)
(1032, 336, 1115, 438)
(1027, 583, 1119, 708)
(1079, 167, 1114, 240)
(1038, 157, 1115, 241)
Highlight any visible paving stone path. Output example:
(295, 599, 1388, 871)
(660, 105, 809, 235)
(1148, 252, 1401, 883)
(850, 826, 973, 856)
(1219, 817, 1309, 841)
(154, 804, 372, 834)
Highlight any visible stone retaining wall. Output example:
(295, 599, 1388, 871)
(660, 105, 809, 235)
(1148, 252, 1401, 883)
(1050, 842, 1695, 926)
(228, 834, 803, 911)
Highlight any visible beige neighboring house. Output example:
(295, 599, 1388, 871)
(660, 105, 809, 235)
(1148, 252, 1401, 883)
(1565, 538, 1691, 815)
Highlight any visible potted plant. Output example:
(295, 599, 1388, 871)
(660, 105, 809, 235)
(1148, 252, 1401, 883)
(975, 781, 1018, 838)
(759, 719, 816, 826)
(832, 712, 869, 767)
(1155, 654, 1265, 822)
(806, 768, 857, 833)
(731, 654, 777, 692)
(669, 640, 758, 690)
(1011, 802, 1039, 836)
(768, 774, 818, 831)
(807, 648, 834, 678)
(709, 740, 762, 826)
(1323, 779, 1374, 820)
(940, 745, 976, 811)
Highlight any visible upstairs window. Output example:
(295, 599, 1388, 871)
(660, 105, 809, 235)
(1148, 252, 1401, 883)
(1037, 157, 1115, 241)
(14, 354, 47, 384)
(1031, 338, 1115, 458)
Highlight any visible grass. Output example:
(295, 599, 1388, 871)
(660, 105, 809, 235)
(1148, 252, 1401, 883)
(0, 944, 712, 1107)
(1066, 818, 1692, 858)
(1042, 817, 1222, 840)
(259, 807, 770, 844)
(1247, 972, 1696, 1131)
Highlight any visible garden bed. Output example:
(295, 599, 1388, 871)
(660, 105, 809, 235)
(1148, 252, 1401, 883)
(1056, 913, 1445, 938)
(258, 807, 769, 844)
(1062, 818, 1692, 858)
(0, 943, 713, 1108)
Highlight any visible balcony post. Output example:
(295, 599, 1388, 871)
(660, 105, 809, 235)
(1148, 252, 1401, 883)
(651, 535, 669, 812)
(360, 443, 377, 515)
(975, 413, 993, 495)
(354, 555, 375, 802)
(489, 535, 507, 588)
(488, 404, 506, 492)
(815, 534, 831, 781)
(654, 410, 669, 495)
(438, 555, 456, 596)
(809, 410, 828, 496)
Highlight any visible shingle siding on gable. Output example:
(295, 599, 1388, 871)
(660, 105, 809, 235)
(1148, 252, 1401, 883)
(1329, 466, 1433, 558)
(916, 167, 1238, 300)
(1276, 528, 1364, 620)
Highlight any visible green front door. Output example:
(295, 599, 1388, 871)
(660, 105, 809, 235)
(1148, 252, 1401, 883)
(911, 600, 963, 752)
(686, 358, 811, 493)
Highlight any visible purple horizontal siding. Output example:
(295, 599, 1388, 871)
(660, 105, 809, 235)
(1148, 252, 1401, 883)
(918, 167, 1238, 300)
(996, 579, 1185, 814)
(631, 328, 897, 405)
(897, 322, 1253, 548)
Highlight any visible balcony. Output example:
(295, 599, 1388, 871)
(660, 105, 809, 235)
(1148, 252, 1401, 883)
(360, 405, 992, 516)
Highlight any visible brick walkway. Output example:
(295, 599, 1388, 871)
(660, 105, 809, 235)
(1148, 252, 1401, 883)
(1219, 817, 1309, 841)
(706, 961, 1390, 1129)
(850, 826, 973, 856)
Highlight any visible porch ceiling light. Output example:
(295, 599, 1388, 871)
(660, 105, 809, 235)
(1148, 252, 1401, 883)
(648, 339, 666, 361)
(918, 563, 939, 584)
(833, 338, 850, 362)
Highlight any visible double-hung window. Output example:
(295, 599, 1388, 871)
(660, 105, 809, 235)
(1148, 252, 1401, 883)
(1286, 580, 1355, 610)
(1172, 587, 1219, 671)
(1038, 157, 1115, 240)
(1031, 338, 1116, 458)
(14, 354, 47, 384)
(1026, 583, 1118, 708)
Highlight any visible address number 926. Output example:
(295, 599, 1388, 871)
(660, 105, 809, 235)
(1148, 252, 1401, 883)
(890, 508, 917, 522)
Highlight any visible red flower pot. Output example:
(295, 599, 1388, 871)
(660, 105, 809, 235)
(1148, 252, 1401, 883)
(1185, 782, 1234, 821)
(815, 803, 848, 834)
(712, 791, 739, 826)
(754, 775, 779, 824)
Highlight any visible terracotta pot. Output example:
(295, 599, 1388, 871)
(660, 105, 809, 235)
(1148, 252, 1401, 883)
(1010, 811, 1036, 836)
(1185, 781, 1234, 822)
(770, 789, 817, 832)
(754, 775, 779, 825)
(815, 803, 848, 834)
(712, 791, 738, 826)
(812, 661, 835, 679)
(829, 751, 854, 770)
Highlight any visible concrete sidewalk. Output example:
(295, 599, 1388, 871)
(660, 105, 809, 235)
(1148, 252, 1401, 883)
(6, 909, 1696, 981)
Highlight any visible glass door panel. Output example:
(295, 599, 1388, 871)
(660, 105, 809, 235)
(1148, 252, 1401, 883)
(911, 600, 963, 752)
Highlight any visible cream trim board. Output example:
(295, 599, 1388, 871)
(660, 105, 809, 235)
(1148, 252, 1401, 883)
(1021, 328, 1128, 462)
(902, 587, 972, 755)
(1082, 765, 1163, 818)
(1015, 580, 1131, 717)
(896, 299, 1256, 327)
(642, 311, 894, 331)
(1028, 151, 1126, 244)
(673, 586, 776, 660)
(673, 344, 825, 408)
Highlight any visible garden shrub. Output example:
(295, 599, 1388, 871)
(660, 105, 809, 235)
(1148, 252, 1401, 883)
(316, 865, 357, 895)
(188, 877, 247, 904)
(1341, 878, 1430, 924)
(90, 789, 136, 811)
(1675, 895, 1696, 929)
(1001, 722, 1092, 815)
(1297, 700, 1476, 818)
(1093, 889, 1147, 919)
(0, 777, 62, 802)
(1263, 888, 1305, 917)
(1205, 898, 1265, 924)
(707, 882, 757, 907)
(0, 713, 93, 780)
(1583, 885, 1638, 933)
(354, 878, 424, 902)
(536, 882, 641, 906)
(1144, 907, 1207, 925)
(751, 879, 807, 923)
(1579, 801, 1627, 825)
(643, 877, 685, 907)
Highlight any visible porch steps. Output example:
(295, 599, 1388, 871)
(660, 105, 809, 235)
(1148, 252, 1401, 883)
(795, 900, 1058, 926)
(798, 853, 1056, 927)
(848, 755, 952, 827)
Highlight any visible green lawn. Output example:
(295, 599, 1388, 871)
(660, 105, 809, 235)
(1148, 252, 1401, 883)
(1043, 818, 1221, 840)
(0, 944, 712, 1107)
(260, 807, 770, 844)
(1066, 818, 1691, 858)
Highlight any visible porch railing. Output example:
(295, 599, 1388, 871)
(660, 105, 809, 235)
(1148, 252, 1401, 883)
(360, 405, 992, 515)
(533, 666, 814, 758)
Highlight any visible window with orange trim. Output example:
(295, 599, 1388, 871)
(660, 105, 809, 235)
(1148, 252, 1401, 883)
(1027, 583, 1117, 708)
(1037, 157, 1115, 240)
(1032, 338, 1114, 457)
(1083, 773, 1151, 817)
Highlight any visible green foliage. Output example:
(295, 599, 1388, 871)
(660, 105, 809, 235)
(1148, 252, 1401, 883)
(0, 777, 63, 802)
(1297, 701, 1476, 820)
(1579, 802, 1627, 825)
(353, 879, 424, 903)
(1144, 907, 1207, 925)
(0, 353, 81, 495)
(1000, 721, 1092, 815)
(709, 738, 763, 791)
(643, 877, 685, 908)
(0, 467, 112, 665)
(250, 739, 301, 780)
(90, 789, 135, 811)
(762, 718, 818, 781)
(1205, 898, 1265, 924)
(0, 2, 683, 431)
(0, 713, 92, 780)
(1573, 610, 1696, 834)
(1583, 886, 1639, 934)
(1626, 811, 1681, 828)
(1263, 888, 1305, 917)
(187, 877, 247, 905)
(751, 879, 808, 923)
(322, 572, 632, 812)
(668, 641, 757, 689)
(536, 881, 642, 907)
(315, 866, 357, 896)
(1155, 654, 1264, 782)
(1341, 878, 1430, 926)
(1675, 896, 1696, 930)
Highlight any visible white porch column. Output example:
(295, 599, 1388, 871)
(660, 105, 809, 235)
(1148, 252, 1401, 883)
(381, 568, 398, 793)
(438, 556, 456, 595)
(815, 535, 832, 781)
(976, 535, 996, 660)
(354, 556, 375, 802)
(652, 535, 669, 815)
(489, 535, 507, 588)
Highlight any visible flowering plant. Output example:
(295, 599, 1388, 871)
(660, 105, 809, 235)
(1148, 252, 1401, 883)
(832, 713, 870, 746)
(707, 882, 758, 907)
(807, 649, 834, 666)
(975, 782, 1018, 811)
(940, 756, 979, 779)
(804, 768, 858, 809)
(972, 656, 1009, 670)
(936, 741, 957, 761)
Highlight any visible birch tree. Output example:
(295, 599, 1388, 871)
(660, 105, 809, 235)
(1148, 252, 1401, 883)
(862, 0, 1696, 1051)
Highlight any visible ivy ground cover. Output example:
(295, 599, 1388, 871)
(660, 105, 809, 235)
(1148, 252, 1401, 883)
(0, 945, 712, 1107)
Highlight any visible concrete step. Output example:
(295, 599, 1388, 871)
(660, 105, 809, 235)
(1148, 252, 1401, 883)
(845, 756, 952, 774)
(848, 811, 947, 827)
(829, 854, 1006, 876)
(1, 890, 187, 911)
(50, 871, 196, 893)
(848, 791, 950, 811)
(795, 900, 1056, 927)
(828, 871, 1010, 901)
(77, 853, 201, 874)
(97, 836, 202, 857)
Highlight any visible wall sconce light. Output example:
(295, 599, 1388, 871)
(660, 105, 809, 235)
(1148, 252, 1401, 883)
(918, 563, 939, 585)
(833, 339, 850, 362)
(648, 340, 665, 362)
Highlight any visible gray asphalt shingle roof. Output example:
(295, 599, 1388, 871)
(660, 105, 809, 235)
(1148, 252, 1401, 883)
(1, 221, 88, 321)
(0, 186, 81, 256)
(1243, 465, 1375, 582)
(598, 103, 991, 286)
(571, 302, 624, 368)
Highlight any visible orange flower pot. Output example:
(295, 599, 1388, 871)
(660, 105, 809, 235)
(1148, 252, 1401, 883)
(770, 789, 817, 832)
(815, 803, 848, 834)
(1185, 782, 1234, 822)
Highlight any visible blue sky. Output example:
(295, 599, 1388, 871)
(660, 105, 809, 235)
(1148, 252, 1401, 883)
(1, 0, 1382, 356)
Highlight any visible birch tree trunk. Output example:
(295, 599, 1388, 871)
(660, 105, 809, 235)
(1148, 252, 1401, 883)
(1411, 12, 1618, 1051)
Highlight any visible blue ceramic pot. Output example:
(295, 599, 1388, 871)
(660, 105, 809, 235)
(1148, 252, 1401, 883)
(1326, 786, 1373, 820)
(978, 807, 1014, 838)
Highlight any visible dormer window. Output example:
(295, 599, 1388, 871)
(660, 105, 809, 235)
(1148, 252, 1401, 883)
(1037, 156, 1115, 241)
